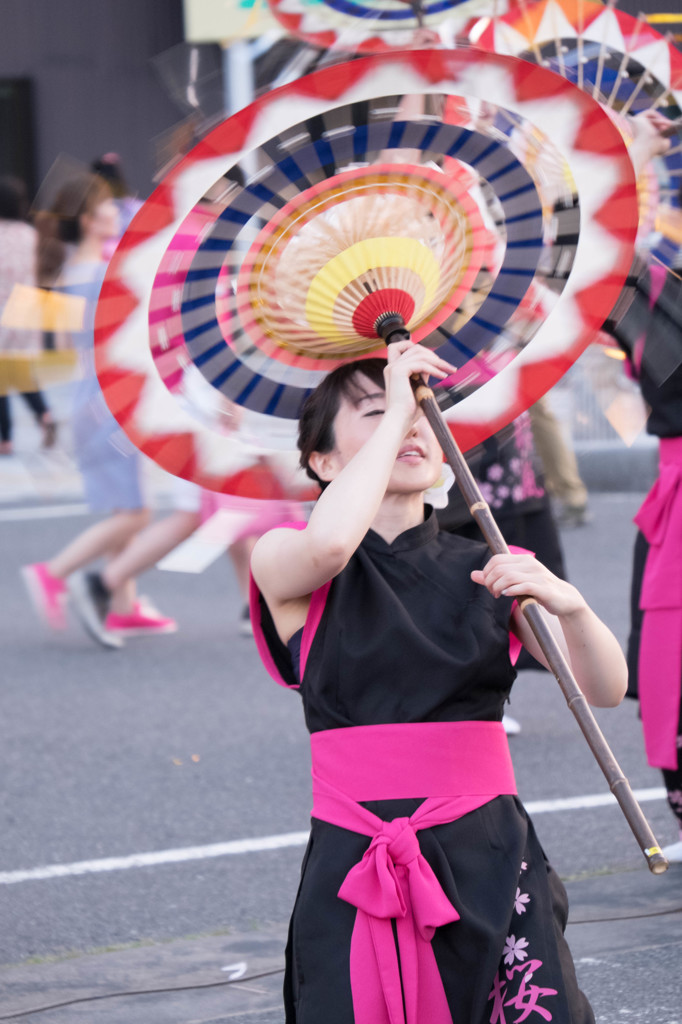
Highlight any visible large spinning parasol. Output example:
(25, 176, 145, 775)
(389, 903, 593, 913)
(95, 48, 636, 490)
(95, 47, 667, 871)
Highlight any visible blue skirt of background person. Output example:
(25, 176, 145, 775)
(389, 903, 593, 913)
(61, 258, 145, 512)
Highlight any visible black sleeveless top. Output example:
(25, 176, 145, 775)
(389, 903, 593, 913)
(258, 508, 517, 734)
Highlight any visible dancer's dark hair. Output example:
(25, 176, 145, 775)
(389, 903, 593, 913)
(0, 176, 29, 221)
(298, 358, 387, 487)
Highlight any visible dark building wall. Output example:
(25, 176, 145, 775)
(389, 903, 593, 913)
(0, 0, 676, 202)
(620, 0, 678, 18)
(0, 0, 186, 201)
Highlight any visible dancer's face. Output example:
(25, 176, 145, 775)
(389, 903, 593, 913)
(309, 372, 443, 495)
(83, 197, 120, 243)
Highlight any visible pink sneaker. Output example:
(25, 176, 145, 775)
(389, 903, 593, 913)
(105, 601, 177, 637)
(21, 563, 68, 630)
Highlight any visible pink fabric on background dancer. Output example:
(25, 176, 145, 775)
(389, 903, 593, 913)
(635, 436, 682, 772)
(249, 345, 627, 1023)
(610, 252, 682, 863)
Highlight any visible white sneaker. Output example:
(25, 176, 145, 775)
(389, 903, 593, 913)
(661, 839, 682, 863)
(502, 714, 522, 736)
(238, 604, 253, 637)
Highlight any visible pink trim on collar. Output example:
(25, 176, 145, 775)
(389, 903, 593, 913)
(508, 545, 534, 666)
(635, 438, 682, 768)
(249, 521, 329, 688)
(249, 522, 306, 689)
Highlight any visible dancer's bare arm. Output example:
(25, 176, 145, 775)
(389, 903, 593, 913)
(251, 343, 453, 609)
(472, 553, 628, 707)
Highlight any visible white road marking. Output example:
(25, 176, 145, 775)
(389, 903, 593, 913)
(0, 831, 311, 885)
(221, 961, 248, 978)
(0, 499, 177, 521)
(0, 787, 667, 886)
(525, 786, 666, 815)
(0, 503, 89, 521)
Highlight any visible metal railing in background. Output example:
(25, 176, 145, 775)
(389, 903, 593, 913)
(547, 344, 655, 448)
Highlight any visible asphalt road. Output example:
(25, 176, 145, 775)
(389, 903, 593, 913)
(1, 489, 680, 1022)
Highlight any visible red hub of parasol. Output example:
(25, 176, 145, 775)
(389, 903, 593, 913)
(352, 289, 416, 339)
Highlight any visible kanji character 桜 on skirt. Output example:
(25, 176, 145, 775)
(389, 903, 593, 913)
(250, 343, 628, 1024)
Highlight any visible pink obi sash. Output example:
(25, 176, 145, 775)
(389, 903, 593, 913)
(635, 436, 682, 769)
(310, 721, 517, 1024)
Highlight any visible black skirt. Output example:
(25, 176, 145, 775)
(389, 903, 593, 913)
(284, 796, 593, 1024)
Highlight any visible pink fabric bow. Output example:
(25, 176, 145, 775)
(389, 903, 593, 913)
(339, 816, 460, 938)
(337, 814, 460, 1024)
(634, 437, 682, 769)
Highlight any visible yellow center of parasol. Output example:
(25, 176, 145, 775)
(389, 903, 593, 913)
(304, 236, 441, 343)
(232, 164, 485, 362)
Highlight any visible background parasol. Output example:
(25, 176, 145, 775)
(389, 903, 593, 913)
(265, 0, 499, 53)
(468, 0, 682, 268)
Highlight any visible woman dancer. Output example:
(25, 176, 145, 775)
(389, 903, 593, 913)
(250, 342, 627, 1023)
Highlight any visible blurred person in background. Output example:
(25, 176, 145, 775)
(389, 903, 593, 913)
(525, 109, 680, 531)
(605, 113, 682, 861)
(610, 249, 682, 862)
(49, 170, 305, 642)
(0, 176, 57, 454)
(74, 480, 307, 641)
(90, 153, 142, 259)
(21, 172, 175, 648)
(609, 228, 682, 862)
(529, 395, 590, 528)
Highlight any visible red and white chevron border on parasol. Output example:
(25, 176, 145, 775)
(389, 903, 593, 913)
(471, 0, 682, 109)
(94, 48, 638, 493)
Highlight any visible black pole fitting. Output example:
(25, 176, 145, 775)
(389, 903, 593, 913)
(375, 313, 410, 345)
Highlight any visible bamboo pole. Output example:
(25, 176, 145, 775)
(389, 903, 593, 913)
(378, 316, 669, 875)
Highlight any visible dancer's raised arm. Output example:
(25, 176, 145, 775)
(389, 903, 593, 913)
(251, 343, 454, 611)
